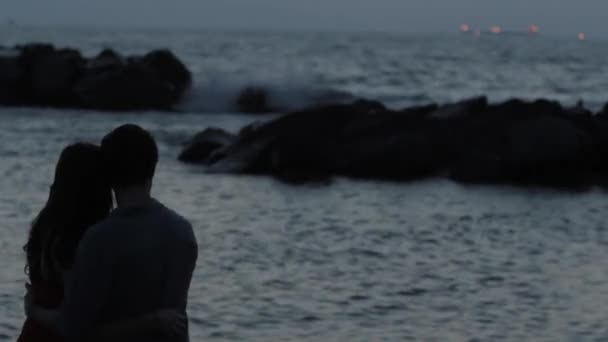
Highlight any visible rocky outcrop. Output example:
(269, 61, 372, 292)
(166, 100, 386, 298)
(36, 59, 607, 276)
(180, 97, 608, 188)
(450, 115, 593, 187)
(30, 48, 85, 106)
(236, 87, 277, 114)
(0, 43, 191, 111)
(0, 54, 24, 104)
(179, 128, 237, 164)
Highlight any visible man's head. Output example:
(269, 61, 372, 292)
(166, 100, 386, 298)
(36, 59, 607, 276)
(101, 124, 158, 192)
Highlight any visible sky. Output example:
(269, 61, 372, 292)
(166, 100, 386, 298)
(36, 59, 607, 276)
(2, 0, 607, 37)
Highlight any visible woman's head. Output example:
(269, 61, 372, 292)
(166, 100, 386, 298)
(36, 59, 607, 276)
(25, 143, 112, 283)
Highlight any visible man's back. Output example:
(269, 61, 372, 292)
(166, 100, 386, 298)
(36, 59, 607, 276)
(97, 199, 198, 322)
(60, 199, 198, 341)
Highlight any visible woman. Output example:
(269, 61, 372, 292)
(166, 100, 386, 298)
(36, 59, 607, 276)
(18, 143, 183, 341)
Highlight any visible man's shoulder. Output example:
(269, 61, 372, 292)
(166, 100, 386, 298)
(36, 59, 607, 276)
(81, 201, 195, 243)
(156, 201, 192, 228)
(155, 201, 196, 241)
(79, 217, 119, 244)
(69, 217, 119, 260)
(157, 204, 198, 262)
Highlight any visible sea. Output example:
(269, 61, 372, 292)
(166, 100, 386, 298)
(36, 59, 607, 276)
(1, 27, 608, 341)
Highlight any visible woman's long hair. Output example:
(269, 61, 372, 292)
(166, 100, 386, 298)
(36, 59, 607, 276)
(24, 143, 113, 285)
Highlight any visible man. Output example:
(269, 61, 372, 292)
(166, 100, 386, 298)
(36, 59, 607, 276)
(27, 124, 198, 341)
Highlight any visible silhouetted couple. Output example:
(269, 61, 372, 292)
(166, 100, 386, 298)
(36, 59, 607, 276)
(17, 124, 198, 341)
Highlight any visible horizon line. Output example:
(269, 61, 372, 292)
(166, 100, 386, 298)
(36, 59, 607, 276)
(2, 22, 604, 41)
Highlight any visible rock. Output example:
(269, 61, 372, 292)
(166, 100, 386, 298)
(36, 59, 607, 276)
(16, 43, 55, 68)
(506, 116, 587, 160)
(238, 121, 266, 139)
(450, 115, 593, 187)
(565, 100, 592, 116)
(180, 97, 607, 189)
(74, 49, 192, 110)
(577, 117, 608, 185)
(195, 100, 478, 182)
(74, 60, 174, 111)
(0, 56, 25, 105)
(310, 88, 356, 106)
(485, 98, 563, 121)
(505, 115, 592, 186)
(239, 103, 358, 144)
(341, 103, 436, 140)
(30, 49, 85, 106)
(236, 87, 276, 114)
(0, 43, 63, 106)
(428, 96, 488, 119)
(141, 49, 192, 102)
(333, 133, 444, 180)
(0, 43, 193, 111)
(596, 103, 608, 118)
(87, 49, 125, 73)
(206, 137, 274, 174)
(179, 128, 236, 164)
(203, 103, 362, 179)
(199, 101, 449, 182)
(349, 98, 388, 114)
(0, 43, 195, 111)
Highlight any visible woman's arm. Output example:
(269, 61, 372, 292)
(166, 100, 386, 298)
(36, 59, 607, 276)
(88, 309, 187, 342)
(24, 284, 62, 333)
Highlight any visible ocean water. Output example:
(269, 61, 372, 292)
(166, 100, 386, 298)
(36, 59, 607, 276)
(3, 27, 608, 111)
(2, 28, 608, 341)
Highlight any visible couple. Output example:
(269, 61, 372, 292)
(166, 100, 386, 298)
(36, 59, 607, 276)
(18, 124, 198, 341)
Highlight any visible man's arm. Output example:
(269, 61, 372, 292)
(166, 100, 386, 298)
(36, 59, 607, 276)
(25, 289, 186, 342)
(162, 225, 198, 311)
(89, 309, 187, 342)
(58, 227, 113, 341)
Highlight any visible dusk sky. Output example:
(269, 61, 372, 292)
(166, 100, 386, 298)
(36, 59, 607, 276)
(2, 0, 606, 36)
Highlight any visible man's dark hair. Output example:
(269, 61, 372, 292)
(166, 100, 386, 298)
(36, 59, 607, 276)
(101, 124, 158, 188)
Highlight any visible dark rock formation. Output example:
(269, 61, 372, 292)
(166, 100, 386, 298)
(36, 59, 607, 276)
(427, 96, 488, 119)
(180, 97, 608, 188)
(0, 55, 25, 105)
(0, 43, 192, 111)
(237, 87, 276, 114)
(450, 115, 593, 187)
(87, 49, 125, 73)
(30, 48, 85, 106)
(141, 49, 192, 102)
(74, 59, 175, 110)
(179, 128, 237, 164)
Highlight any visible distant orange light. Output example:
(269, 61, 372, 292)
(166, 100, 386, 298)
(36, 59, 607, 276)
(490, 26, 502, 34)
(460, 24, 470, 33)
(528, 25, 539, 34)
(578, 32, 586, 40)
